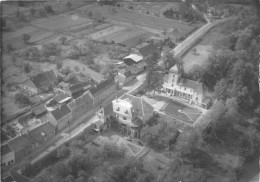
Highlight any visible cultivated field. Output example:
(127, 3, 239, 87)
(32, 14, 92, 31)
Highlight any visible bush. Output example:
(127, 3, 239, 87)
(44, 5, 54, 13)
(23, 63, 32, 73)
(57, 145, 71, 160)
(42, 43, 60, 56)
(15, 92, 32, 106)
(101, 144, 125, 159)
(6, 44, 14, 52)
(39, 9, 47, 17)
(60, 67, 72, 76)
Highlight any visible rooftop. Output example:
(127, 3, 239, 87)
(1, 144, 12, 156)
(123, 54, 143, 63)
(69, 81, 92, 94)
(90, 79, 115, 95)
(177, 78, 204, 93)
(53, 92, 71, 103)
(120, 94, 154, 118)
(32, 104, 47, 116)
(28, 122, 55, 143)
(51, 104, 71, 121)
(138, 43, 159, 57)
(7, 135, 35, 154)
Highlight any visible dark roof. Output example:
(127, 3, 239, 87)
(51, 104, 71, 121)
(53, 92, 70, 103)
(104, 103, 113, 116)
(69, 81, 92, 94)
(90, 79, 115, 95)
(139, 43, 159, 57)
(3, 172, 31, 182)
(7, 135, 35, 153)
(32, 104, 47, 116)
(28, 122, 55, 143)
(120, 94, 153, 118)
(31, 70, 56, 90)
(1, 144, 12, 156)
(18, 112, 34, 125)
(177, 78, 204, 93)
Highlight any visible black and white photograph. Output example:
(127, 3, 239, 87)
(1, 0, 260, 181)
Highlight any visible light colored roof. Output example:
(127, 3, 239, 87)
(123, 54, 143, 63)
(120, 94, 153, 118)
(169, 64, 180, 74)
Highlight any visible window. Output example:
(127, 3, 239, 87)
(184, 87, 186, 91)
(173, 75, 175, 78)
(11, 160, 14, 163)
(125, 110, 128, 114)
(116, 107, 120, 111)
(123, 117, 127, 120)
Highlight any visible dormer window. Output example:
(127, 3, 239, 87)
(116, 107, 120, 111)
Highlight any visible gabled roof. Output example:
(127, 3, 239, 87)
(67, 100, 77, 111)
(139, 43, 159, 57)
(21, 79, 37, 89)
(28, 122, 55, 143)
(69, 81, 92, 94)
(90, 79, 115, 95)
(169, 64, 181, 74)
(120, 94, 153, 118)
(177, 78, 204, 93)
(31, 70, 56, 90)
(7, 135, 35, 153)
(18, 112, 34, 125)
(32, 104, 47, 116)
(1, 144, 12, 156)
(3, 172, 31, 182)
(123, 54, 143, 63)
(51, 104, 71, 121)
(53, 92, 71, 103)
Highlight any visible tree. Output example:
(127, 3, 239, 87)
(23, 34, 30, 44)
(6, 44, 14, 52)
(56, 61, 63, 70)
(23, 63, 32, 74)
(57, 145, 71, 160)
(30, 8, 36, 16)
(66, 2, 72, 9)
(44, 5, 54, 13)
(42, 43, 60, 56)
(15, 92, 32, 106)
(39, 9, 47, 17)
(59, 36, 67, 45)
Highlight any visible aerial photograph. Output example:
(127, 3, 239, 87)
(0, 0, 260, 181)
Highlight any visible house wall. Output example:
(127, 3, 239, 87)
(14, 146, 32, 162)
(57, 114, 72, 131)
(1, 152, 15, 167)
(71, 99, 93, 120)
(93, 84, 117, 105)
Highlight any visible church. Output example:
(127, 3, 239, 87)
(162, 64, 211, 109)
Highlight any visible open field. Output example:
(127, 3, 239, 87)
(32, 14, 92, 31)
(88, 25, 127, 40)
(77, 4, 197, 37)
(161, 101, 202, 124)
(183, 45, 212, 73)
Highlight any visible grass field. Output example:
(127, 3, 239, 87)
(88, 25, 127, 40)
(32, 14, 92, 31)
(161, 101, 202, 124)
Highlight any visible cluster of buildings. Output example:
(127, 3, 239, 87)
(1, 68, 117, 168)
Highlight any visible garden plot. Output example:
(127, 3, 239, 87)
(161, 101, 202, 124)
(32, 14, 92, 31)
(88, 25, 127, 40)
(97, 28, 147, 44)
(83, 5, 197, 37)
(29, 29, 56, 43)
(3, 26, 39, 41)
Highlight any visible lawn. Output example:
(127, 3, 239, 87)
(183, 45, 212, 73)
(32, 14, 92, 31)
(161, 101, 202, 124)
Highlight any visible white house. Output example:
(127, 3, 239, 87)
(163, 64, 210, 109)
(112, 94, 153, 138)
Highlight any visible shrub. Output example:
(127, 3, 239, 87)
(39, 9, 47, 17)
(15, 92, 32, 106)
(44, 5, 54, 13)
(57, 145, 71, 160)
(6, 44, 14, 52)
(42, 43, 60, 56)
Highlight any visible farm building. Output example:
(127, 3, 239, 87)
(163, 64, 211, 109)
(122, 54, 147, 75)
